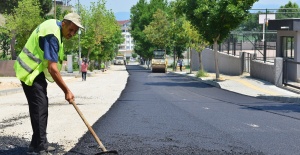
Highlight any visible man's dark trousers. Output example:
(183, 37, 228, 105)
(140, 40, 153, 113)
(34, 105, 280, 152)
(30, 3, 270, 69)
(21, 72, 49, 151)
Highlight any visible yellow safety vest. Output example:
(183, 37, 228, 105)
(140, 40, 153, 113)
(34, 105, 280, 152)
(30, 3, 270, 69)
(14, 19, 64, 86)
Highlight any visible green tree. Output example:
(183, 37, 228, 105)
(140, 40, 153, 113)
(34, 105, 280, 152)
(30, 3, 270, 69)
(56, 0, 123, 68)
(239, 12, 261, 32)
(167, 2, 191, 70)
(0, 0, 20, 14)
(143, 9, 170, 49)
(132, 53, 138, 59)
(277, 1, 300, 19)
(177, 0, 258, 79)
(98, 11, 124, 63)
(0, 33, 10, 59)
(0, 0, 52, 17)
(182, 20, 208, 73)
(2, 0, 43, 59)
(131, 0, 169, 63)
(79, 0, 123, 65)
(39, 0, 52, 17)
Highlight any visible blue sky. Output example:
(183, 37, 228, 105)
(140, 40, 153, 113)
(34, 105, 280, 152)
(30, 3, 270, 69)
(71, 0, 300, 20)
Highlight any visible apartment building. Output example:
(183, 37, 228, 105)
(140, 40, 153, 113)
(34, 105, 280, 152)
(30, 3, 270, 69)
(117, 20, 134, 58)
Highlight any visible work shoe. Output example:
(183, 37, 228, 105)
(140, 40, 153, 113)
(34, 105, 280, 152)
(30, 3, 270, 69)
(46, 146, 55, 152)
(27, 146, 37, 155)
(27, 146, 55, 155)
(38, 150, 53, 155)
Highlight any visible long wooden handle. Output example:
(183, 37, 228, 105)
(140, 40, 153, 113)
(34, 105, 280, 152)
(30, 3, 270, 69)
(71, 101, 107, 152)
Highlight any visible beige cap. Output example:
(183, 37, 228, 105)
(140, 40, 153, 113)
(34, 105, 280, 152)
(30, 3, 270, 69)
(63, 12, 84, 29)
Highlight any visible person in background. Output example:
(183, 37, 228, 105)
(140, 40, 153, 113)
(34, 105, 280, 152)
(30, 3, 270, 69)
(81, 58, 88, 81)
(178, 58, 183, 72)
(14, 13, 84, 155)
(100, 62, 105, 72)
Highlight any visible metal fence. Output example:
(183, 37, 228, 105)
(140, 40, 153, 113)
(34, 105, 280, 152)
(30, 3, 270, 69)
(218, 7, 300, 63)
(219, 32, 277, 63)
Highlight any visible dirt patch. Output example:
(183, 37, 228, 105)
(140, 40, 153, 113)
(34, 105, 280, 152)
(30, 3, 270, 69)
(0, 81, 21, 90)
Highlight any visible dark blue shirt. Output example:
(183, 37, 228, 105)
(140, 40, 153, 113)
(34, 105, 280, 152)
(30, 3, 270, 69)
(39, 21, 62, 62)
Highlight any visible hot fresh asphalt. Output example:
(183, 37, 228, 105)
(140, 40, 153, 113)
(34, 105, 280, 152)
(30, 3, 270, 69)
(69, 65, 300, 155)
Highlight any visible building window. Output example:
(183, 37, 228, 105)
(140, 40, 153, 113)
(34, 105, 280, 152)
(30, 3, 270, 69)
(282, 36, 294, 59)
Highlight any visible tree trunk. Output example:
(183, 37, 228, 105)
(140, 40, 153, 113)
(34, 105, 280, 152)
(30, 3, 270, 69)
(10, 31, 16, 60)
(198, 51, 203, 71)
(173, 47, 176, 71)
(189, 47, 192, 74)
(213, 41, 220, 80)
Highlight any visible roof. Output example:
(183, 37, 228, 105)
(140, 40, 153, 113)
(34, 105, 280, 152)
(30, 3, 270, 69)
(268, 18, 300, 31)
(117, 20, 130, 26)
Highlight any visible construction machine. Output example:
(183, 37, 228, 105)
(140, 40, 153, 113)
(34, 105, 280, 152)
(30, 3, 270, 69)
(151, 49, 167, 73)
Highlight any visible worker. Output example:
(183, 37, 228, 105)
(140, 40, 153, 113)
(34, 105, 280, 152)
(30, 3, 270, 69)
(14, 13, 84, 155)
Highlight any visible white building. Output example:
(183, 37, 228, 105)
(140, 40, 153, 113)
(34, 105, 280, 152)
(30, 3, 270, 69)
(49, 0, 74, 15)
(117, 20, 134, 58)
(52, 0, 72, 6)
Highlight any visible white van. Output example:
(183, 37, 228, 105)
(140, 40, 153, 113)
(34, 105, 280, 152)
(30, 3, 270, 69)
(114, 56, 125, 65)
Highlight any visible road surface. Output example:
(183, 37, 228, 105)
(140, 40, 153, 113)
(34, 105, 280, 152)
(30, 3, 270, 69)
(70, 65, 300, 155)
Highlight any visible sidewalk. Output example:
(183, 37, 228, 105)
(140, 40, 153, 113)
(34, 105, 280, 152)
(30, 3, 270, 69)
(171, 70, 300, 103)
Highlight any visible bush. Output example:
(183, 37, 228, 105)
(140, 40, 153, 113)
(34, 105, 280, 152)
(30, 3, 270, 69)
(196, 69, 209, 78)
(72, 63, 79, 71)
(89, 62, 94, 72)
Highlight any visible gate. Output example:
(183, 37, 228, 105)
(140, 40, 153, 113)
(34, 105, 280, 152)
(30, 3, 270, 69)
(244, 52, 251, 73)
(283, 58, 300, 89)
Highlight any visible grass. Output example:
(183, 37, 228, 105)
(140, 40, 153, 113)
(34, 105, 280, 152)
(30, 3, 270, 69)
(196, 70, 209, 78)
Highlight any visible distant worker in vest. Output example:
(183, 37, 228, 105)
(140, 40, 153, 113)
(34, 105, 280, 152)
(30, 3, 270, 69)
(100, 62, 105, 72)
(14, 13, 84, 155)
(81, 58, 88, 81)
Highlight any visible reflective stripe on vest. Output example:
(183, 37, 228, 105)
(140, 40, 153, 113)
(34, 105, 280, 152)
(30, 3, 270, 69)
(16, 47, 42, 73)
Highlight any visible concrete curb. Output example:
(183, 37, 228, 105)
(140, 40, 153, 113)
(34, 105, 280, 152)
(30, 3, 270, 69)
(168, 72, 221, 88)
(258, 95, 300, 103)
(0, 88, 23, 96)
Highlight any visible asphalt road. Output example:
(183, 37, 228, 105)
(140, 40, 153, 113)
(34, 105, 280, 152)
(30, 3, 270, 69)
(69, 65, 300, 155)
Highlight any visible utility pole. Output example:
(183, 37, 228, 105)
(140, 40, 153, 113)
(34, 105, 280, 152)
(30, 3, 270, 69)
(263, 9, 267, 63)
(78, 0, 81, 72)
